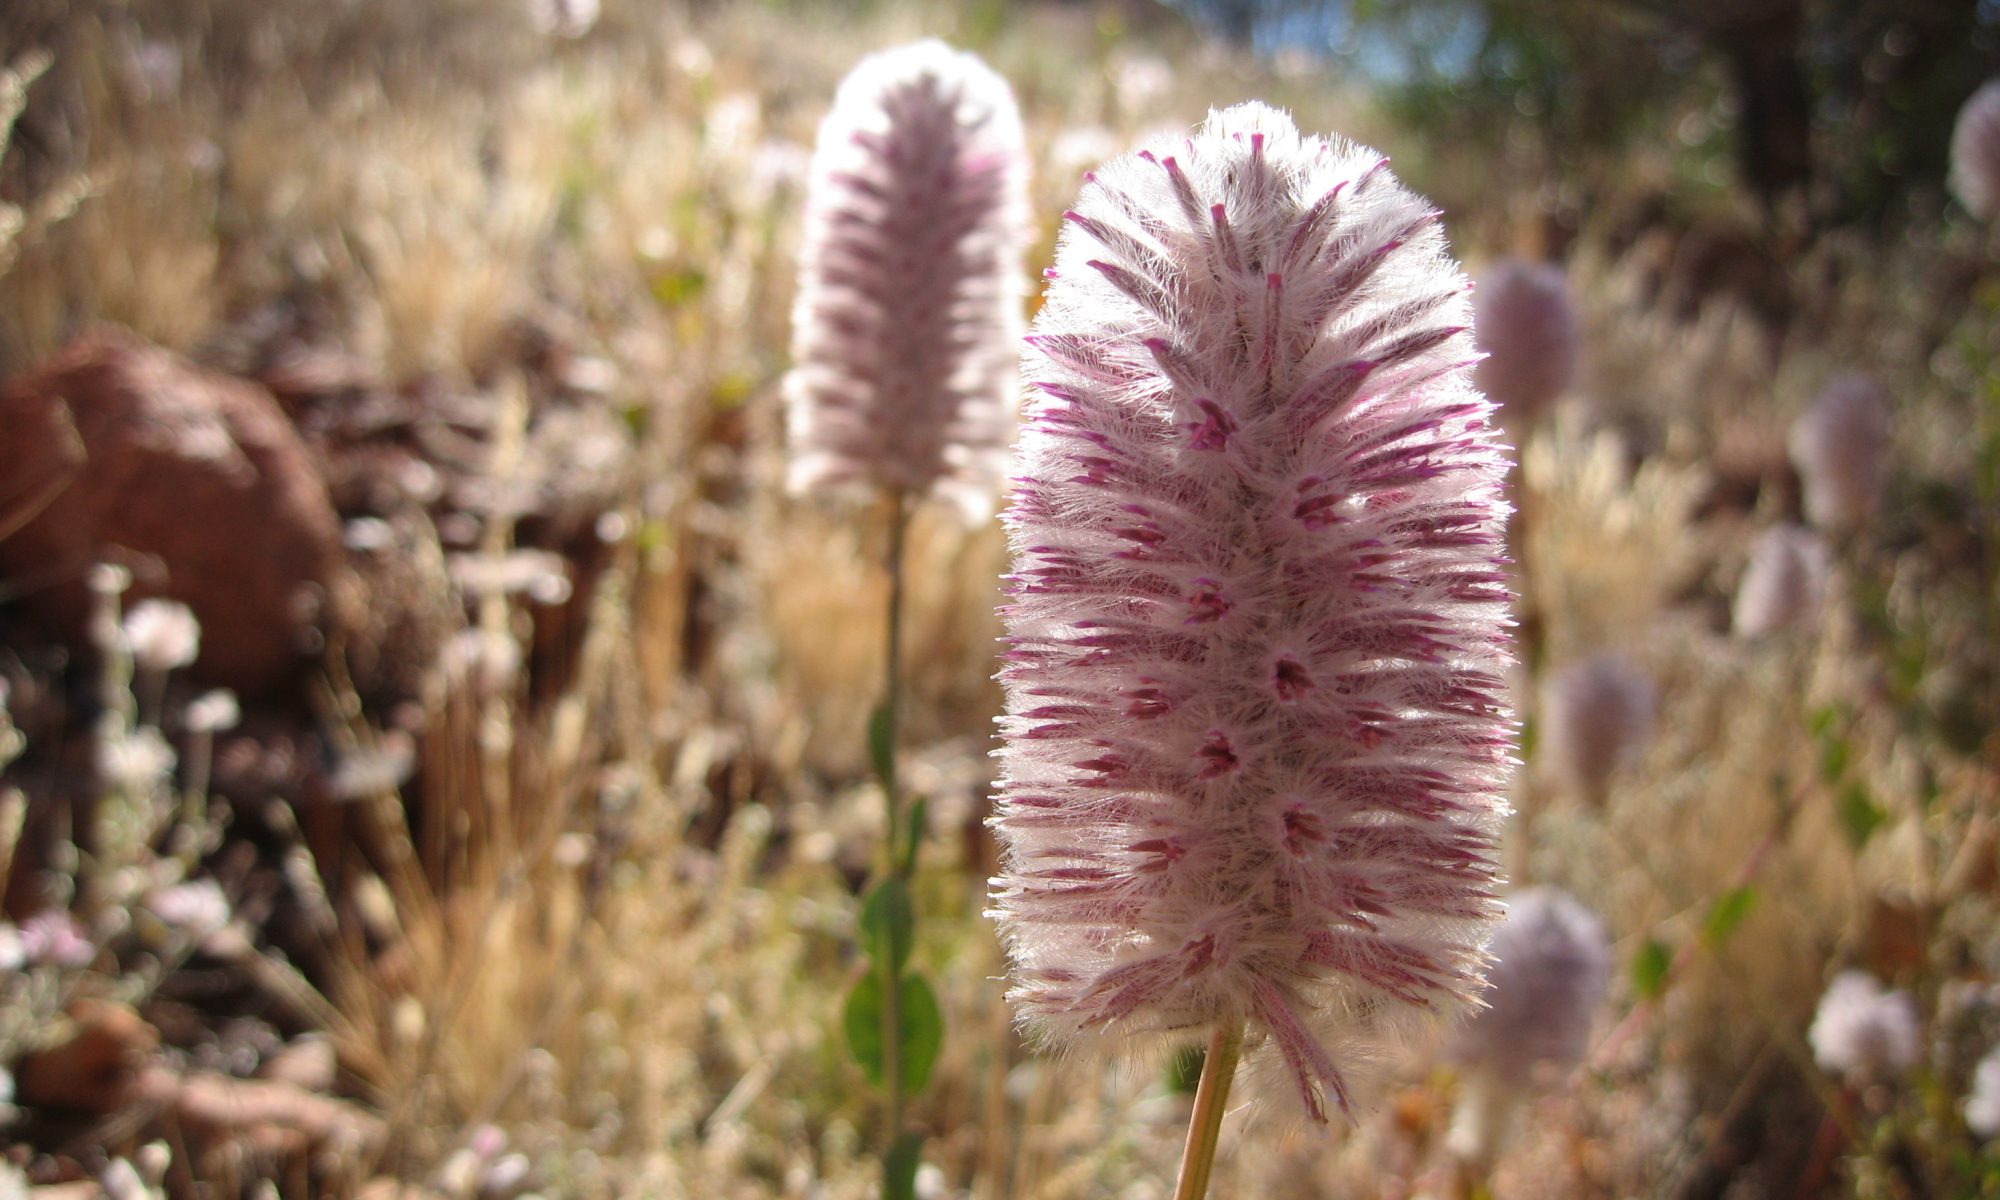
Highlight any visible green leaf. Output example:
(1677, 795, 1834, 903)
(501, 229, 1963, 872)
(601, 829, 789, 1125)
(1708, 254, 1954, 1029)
(844, 970, 888, 1085)
(1703, 885, 1759, 948)
(859, 879, 915, 975)
(1632, 937, 1672, 1001)
(883, 1132, 924, 1200)
(648, 265, 707, 309)
(899, 796, 928, 878)
(868, 702, 897, 796)
(1166, 1043, 1205, 1095)
(898, 971, 943, 1095)
(843, 969, 944, 1095)
(1818, 732, 1851, 783)
(1836, 781, 1887, 849)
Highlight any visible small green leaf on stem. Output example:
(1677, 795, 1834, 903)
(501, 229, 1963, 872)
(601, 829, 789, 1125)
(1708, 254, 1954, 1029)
(898, 971, 944, 1095)
(1632, 937, 1672, 1001)
(1836, 781, 1887, 849)
(1703, 885, 1759, 948)
(844, 970, 944, 1094)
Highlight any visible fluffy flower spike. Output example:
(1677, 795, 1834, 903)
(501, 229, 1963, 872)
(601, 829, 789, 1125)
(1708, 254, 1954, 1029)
(1540, 654, 1655, 806)
(1789, 373, 1889, 533)
(1951, 80, 2000, 223)
(1732, 524, 1831, 639)
(1471, 257, 1578, 425)
(784, 40, 1030, 519)
(990, 103, 1515, 1124)
(1447, 886, 1609, 1161)
(1809, 969, 1920, 1084)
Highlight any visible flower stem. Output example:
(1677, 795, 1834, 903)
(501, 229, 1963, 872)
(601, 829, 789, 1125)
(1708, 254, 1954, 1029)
(1173, 1024, 1243, 1200)
(883, 488, 908, 873)
(882, 488, 910, 1141)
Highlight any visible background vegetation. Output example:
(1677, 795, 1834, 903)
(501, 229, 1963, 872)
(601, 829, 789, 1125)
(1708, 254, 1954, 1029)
(1, 0, 1997, 1195)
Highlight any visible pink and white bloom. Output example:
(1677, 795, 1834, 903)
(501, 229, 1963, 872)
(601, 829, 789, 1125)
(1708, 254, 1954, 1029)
(1732, 524, 1831, 639)
(1951, 81, 2000, 223)
(1471, 258, 1578, 425)
(990, 103, 1515, 1123)
(1540, 654, 1655, 806)
(1789, 374, 1889, 533)
(1809, 969, 1920, 1084)
(1966, 1045, 2000, 1137)
(785, 40, 1030, 519)
(1447, 887, 1609, 1161)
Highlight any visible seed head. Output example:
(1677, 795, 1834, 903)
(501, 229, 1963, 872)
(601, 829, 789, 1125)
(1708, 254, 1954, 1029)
(1951, 81, 2000, 222)
(1731, 524, 1830, 639)
(1809, 969, 1920, 1084)
(1470, 258, 1578, 425)
(1789, 373, 1889, 533)
(990, 103, 1515, 1123)
(785, 40, 1030, 519)
(1539, 655, 1655, 806)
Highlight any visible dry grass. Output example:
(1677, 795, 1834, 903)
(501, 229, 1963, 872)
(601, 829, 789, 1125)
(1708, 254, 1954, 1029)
(1, 2, 1998, 1197)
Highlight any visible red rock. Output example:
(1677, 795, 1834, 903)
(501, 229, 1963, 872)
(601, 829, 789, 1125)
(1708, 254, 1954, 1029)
(0, 328, 352, 696)
(16, 999, 159, 1113)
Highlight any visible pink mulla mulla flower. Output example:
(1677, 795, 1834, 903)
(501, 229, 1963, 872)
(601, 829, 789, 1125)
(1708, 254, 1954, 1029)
(784, 39, 1030, 520)
(1539, 654, 1656, 807)
(1470, 257, 1578, 426)
(1446, 886, 1610, 1162)
(990, 102, 1515, 1124)
(1951, 80, 2000, 223)
(1789, 373, 1889, 533)
(1732, 523, 1831, 639)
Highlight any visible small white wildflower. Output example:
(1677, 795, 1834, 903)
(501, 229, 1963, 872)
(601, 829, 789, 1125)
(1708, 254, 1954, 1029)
(19, 910, 93, 968)
(146, 879, 231, 938)
(98, 726, 177, 794)
(1966, 1045, 2000, 1137)
(185, 689, 241, 734)
(99, 1159, 150, 1200)
(1809, 970, 1920, 1084)
(122, 598, 201, 673)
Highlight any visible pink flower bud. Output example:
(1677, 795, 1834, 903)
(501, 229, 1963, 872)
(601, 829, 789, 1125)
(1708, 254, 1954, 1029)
(1789, 373, 1889, 533)
(1471, 258, 1578, 425)
(1447, 887, 1609, 1161)
(785, 40, 1030, 519)
(1731, 524, 1830, 639)
(1539, 655, 1655, 806)
(1454, 887, 1610, 1082)
(1951, 81, 2000, 223)
(991, 103, 1515, 1123)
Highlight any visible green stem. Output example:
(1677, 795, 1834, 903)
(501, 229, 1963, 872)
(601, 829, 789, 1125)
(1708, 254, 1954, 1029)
(883, 488, 908, 875)
(1173, 1024, 1243, 1200)
(881, 488, 910, 1144)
